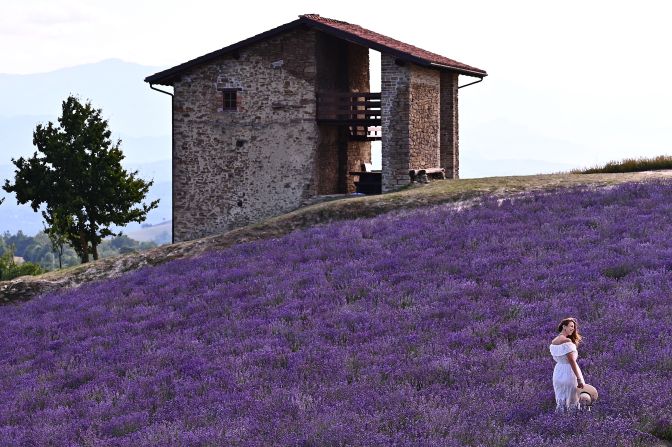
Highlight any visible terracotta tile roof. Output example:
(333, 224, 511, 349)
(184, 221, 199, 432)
(300, 14, 487, 77)
(145, 14, 486, 85)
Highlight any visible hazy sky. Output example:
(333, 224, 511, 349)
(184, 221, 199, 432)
(2, 0, 671, 169)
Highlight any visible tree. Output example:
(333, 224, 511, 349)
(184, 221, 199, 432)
(2, 96, 159, 263)
(45, 212, 71, 270)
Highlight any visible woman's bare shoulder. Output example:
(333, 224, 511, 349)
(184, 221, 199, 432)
(551, 336, 572, 345)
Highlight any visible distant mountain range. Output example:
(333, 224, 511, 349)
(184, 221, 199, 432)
(0, 59, 172, 163)
(460, 118, 581, 177)
(127, 220, 172, 245)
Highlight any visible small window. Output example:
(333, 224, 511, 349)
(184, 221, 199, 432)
(222, 89, 238, 111)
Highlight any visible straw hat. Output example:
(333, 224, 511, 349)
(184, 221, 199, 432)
(578, 383, 598, 404)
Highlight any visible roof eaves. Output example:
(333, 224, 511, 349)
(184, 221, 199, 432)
(299, 16, 486, 78)
(145, 15, 487, 85)
(299, 18, 429, 67)
(144, 18, 305, 85)
(426, 62, 488, 78)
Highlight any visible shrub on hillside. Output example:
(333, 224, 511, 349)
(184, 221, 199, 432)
(572, 154, 672, 174)
(0, 252, 43, 280)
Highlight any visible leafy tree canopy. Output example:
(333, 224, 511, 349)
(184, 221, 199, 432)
(2, 95, 159, 263)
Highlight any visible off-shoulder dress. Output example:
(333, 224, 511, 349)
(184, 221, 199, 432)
(549, 341, 585, 412)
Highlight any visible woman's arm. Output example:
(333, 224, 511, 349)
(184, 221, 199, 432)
(567, 351, 584, 388)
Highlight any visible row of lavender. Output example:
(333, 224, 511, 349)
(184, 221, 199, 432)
(1, 180, 671, 446)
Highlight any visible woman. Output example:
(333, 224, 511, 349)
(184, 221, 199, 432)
(549, 317, 585, 412)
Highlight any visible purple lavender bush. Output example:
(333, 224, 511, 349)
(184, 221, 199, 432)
(1, 180, 672, 446)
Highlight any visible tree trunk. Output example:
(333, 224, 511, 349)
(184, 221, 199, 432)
(79, 230, 89, 263)
(92, 242, 99, 261)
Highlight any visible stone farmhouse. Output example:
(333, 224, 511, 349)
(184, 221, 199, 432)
(145, 14, 487, 242)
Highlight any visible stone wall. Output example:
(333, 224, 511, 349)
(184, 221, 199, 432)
(381, 56, 443, 192)
(440, 71, 459, 178)
(315, 124, 341, 195)
(172, 28, 319, 242)
(409, 65, 440, 170)
(381, 54, 411, 193)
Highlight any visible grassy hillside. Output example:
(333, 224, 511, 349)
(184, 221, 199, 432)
(1, 175, 672, 445)
(3, 170, 672, 304)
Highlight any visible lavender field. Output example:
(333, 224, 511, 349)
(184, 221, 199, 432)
(2, 180, 672, 446)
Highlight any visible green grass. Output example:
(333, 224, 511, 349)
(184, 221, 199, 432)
(571, 155, 672, 174)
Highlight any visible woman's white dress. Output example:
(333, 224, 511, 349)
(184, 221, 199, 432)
(549, 341, 585, 412)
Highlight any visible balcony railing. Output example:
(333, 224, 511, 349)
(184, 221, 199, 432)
(316, 91, 381, 123)
(316, 91, 382, 141)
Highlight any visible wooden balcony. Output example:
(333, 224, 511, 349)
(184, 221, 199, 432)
(317, 92, 382, 141)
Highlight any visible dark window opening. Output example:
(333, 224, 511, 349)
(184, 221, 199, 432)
(223, 89, 238, 111)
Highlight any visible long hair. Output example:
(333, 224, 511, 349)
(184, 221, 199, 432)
(557, 317, 583, 346)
